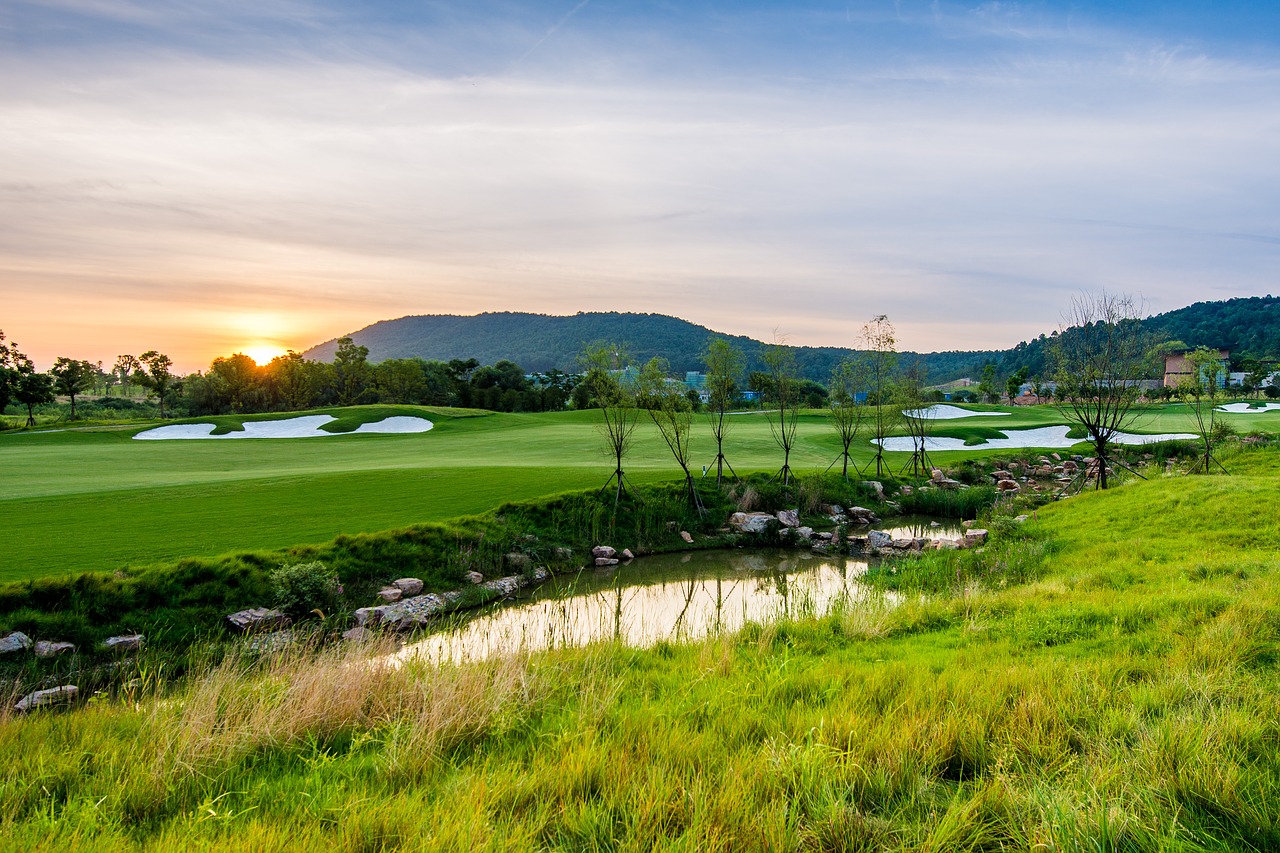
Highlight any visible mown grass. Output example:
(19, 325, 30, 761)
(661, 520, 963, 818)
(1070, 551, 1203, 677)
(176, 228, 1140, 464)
(4, 401, 1268, 582)
(2, 446, 1279, 849)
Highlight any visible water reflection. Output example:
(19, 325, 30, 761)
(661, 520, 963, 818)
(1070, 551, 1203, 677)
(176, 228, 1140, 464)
(399, 548, 903, 665)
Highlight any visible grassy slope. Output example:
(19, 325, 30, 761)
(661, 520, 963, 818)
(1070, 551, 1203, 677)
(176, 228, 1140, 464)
(1, 402, 1275, 581)
(2, 450, 1279, 849)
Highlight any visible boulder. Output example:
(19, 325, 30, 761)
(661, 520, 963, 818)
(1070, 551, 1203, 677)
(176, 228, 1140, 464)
(247, 629, 296, 654)
(376, 587, 403, 603)
(595, 557, 620, 567)
(814, 531, 834, 542)
(965, 529, 989, 547)
(847, 506, 879, 525)
(342, 626, 375, 642)
(776, 509, 800, 528)
(861, 480, 886, 500)
(591, 545, 617, 559)
(820, 504, 845, 517)
(0, 631, 32, 655)
(464, 571, 484, 584)
(728, 512, 776, 534)
(680, 530, 694, 544)
(996, 479, 1020, 492)
(104, 634, 144, 652)
(899, 485, 913, 496)
(15, 685, 78, 713)
(867, 530, 893, 550)
(621, 548, 635, 561)
(392, 578, 424, 596)
(226, 609, 291, 634)
(796, 527, 814, 540)
(34, 641, 76, 659)
(355, 591, 464, 631)
(931, 468, 945, 483)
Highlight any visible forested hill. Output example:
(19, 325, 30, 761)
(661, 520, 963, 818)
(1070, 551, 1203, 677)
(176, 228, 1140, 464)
(304, 297, 1280, 383)
(303, 312, 1003, 383)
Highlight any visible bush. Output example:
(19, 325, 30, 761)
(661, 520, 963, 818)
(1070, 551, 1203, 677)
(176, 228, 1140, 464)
(270, 561, 342, 618)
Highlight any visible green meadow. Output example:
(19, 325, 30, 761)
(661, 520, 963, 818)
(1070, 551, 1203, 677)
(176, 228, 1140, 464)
(3, 439, 1280, 849)
(2, 402, 1278, 582)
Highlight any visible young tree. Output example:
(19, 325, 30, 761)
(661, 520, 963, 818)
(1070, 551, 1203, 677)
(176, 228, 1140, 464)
(1049, 292, 1154, 490)
(763, 341, 800, 486)
(978, 362, 998, 403)
(332, 337, 371, 406)
(860, 315, 900, 478)
(703, 337, 744, 485)
(897, 357, 935, 478)
(1176, 347, 1228, 474)
(0, 330, 19, 415)
(266, 351, 321, 411)
(114, 354, 140, 399)
(50, 357, 98, 419)
(98, 361, 118, 398)
(827, 358, 867, 480)
(580, 342, 641, 504)
(135, 351, 176, 418)
(14, 361, 55, 426)
(1005, 366, 1030, 402)
(638, 358, 703, 512)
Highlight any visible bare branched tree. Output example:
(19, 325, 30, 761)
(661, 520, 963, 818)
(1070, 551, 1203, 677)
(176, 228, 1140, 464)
(703, 337, 744, 485)
(1050, 292, 1154, 490)
(580, 342, 642, 505)
(639, 357, 704, 513)
(1176, 347, 1229, 474)
(860, 315, 900, 478)
(763, 341, 800, 486)
(897, 357, 934, 478)
(827, 358, 867, 480)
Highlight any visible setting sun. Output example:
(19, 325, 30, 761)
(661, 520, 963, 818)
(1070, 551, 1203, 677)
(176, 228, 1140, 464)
(243, 345, 287, 366)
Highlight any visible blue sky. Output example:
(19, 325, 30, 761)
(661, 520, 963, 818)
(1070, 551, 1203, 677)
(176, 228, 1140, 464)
(2, 0, 1278, 369)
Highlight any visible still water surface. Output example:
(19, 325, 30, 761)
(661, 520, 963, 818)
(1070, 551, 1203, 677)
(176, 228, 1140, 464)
(399, 518, 961, 664)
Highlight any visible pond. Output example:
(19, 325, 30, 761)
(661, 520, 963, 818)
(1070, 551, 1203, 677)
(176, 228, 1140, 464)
(397, 518, 962, 664)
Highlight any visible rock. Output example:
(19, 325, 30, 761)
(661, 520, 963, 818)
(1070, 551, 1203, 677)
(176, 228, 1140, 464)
(936, 477, 964, 490)
(104, 634, 144, 652)
(965, 529, 989, 547)
(991, 470, 1013, 481)
(962, 519, 977, 528)
(847, 506, 880, 525)
(996, 480, 1020, 492)
(867, 530, 893, 550)
(552, 547, 574, 561)
(15, 685, 78, 713)
(796, 526, 814, 539)
(464, 571, 484, 584)
(680, 530, 694, 544)
(728, 512, 777, 534)
(1051, 452, 1061, 461)
(899, 485, 913, 496)
(0, 631, 32, 655)
(621, 548, 635, 561)
(392, 578, 424, 596)
(815, 531, 834, 542)
(504, 552, 533, 572)
(595, 557, 620, 567)
(776, 509, 800, 528)
(376, 587, 403, 603)
(591, 545, 617, 559)
(861, 480, 886, 500)
(355, 591, 466, 631)
(342, 626, 375, 642)
(226, 609, 291, 634)
(1014, 515, 1030, 523)
(820, 504, 845, 517)
(931, 468, 945, 483)
(34, 641, 76, 658)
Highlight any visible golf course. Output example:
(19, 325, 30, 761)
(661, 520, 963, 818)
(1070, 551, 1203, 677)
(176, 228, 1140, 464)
(3, 401, 1273, 582)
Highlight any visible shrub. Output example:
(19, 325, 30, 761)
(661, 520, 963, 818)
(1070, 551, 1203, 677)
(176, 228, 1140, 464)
(270, 561, 342, 618)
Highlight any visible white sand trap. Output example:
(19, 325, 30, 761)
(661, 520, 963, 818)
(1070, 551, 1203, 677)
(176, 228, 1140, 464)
(903, 405, 1010, 420)
(134, 415, 434, 440)
(874, 425, 1197, 452)
(1216, 402, 1280, 414)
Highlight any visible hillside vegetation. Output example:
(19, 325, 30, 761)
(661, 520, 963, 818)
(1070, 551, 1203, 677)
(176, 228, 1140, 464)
(3, 445, 1279, 850)
(303, 296, 1280, 383)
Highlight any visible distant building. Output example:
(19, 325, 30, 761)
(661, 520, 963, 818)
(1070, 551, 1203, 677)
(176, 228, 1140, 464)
(1163, 348, 1229, 388)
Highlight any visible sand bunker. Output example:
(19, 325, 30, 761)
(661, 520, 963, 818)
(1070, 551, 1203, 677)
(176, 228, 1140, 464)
(874, 425, 1196, 452)
(133, 415, 434, 440)
(903, 405, 1010, 420)
(1216, 402, 1280, 414)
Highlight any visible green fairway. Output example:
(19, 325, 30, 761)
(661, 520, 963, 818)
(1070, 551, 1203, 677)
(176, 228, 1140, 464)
(1, 401, 1275, 581)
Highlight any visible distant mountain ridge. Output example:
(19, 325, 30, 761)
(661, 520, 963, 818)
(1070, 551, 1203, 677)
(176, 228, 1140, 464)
(303, 297, 1280, 383)
(303, 311, 1002, 383)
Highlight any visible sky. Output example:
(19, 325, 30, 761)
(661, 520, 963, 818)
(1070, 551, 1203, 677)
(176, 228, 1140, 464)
(2, 0, 1279, 371)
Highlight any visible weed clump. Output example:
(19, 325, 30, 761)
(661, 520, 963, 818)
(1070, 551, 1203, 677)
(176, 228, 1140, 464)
(270, 561, 342, 619)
